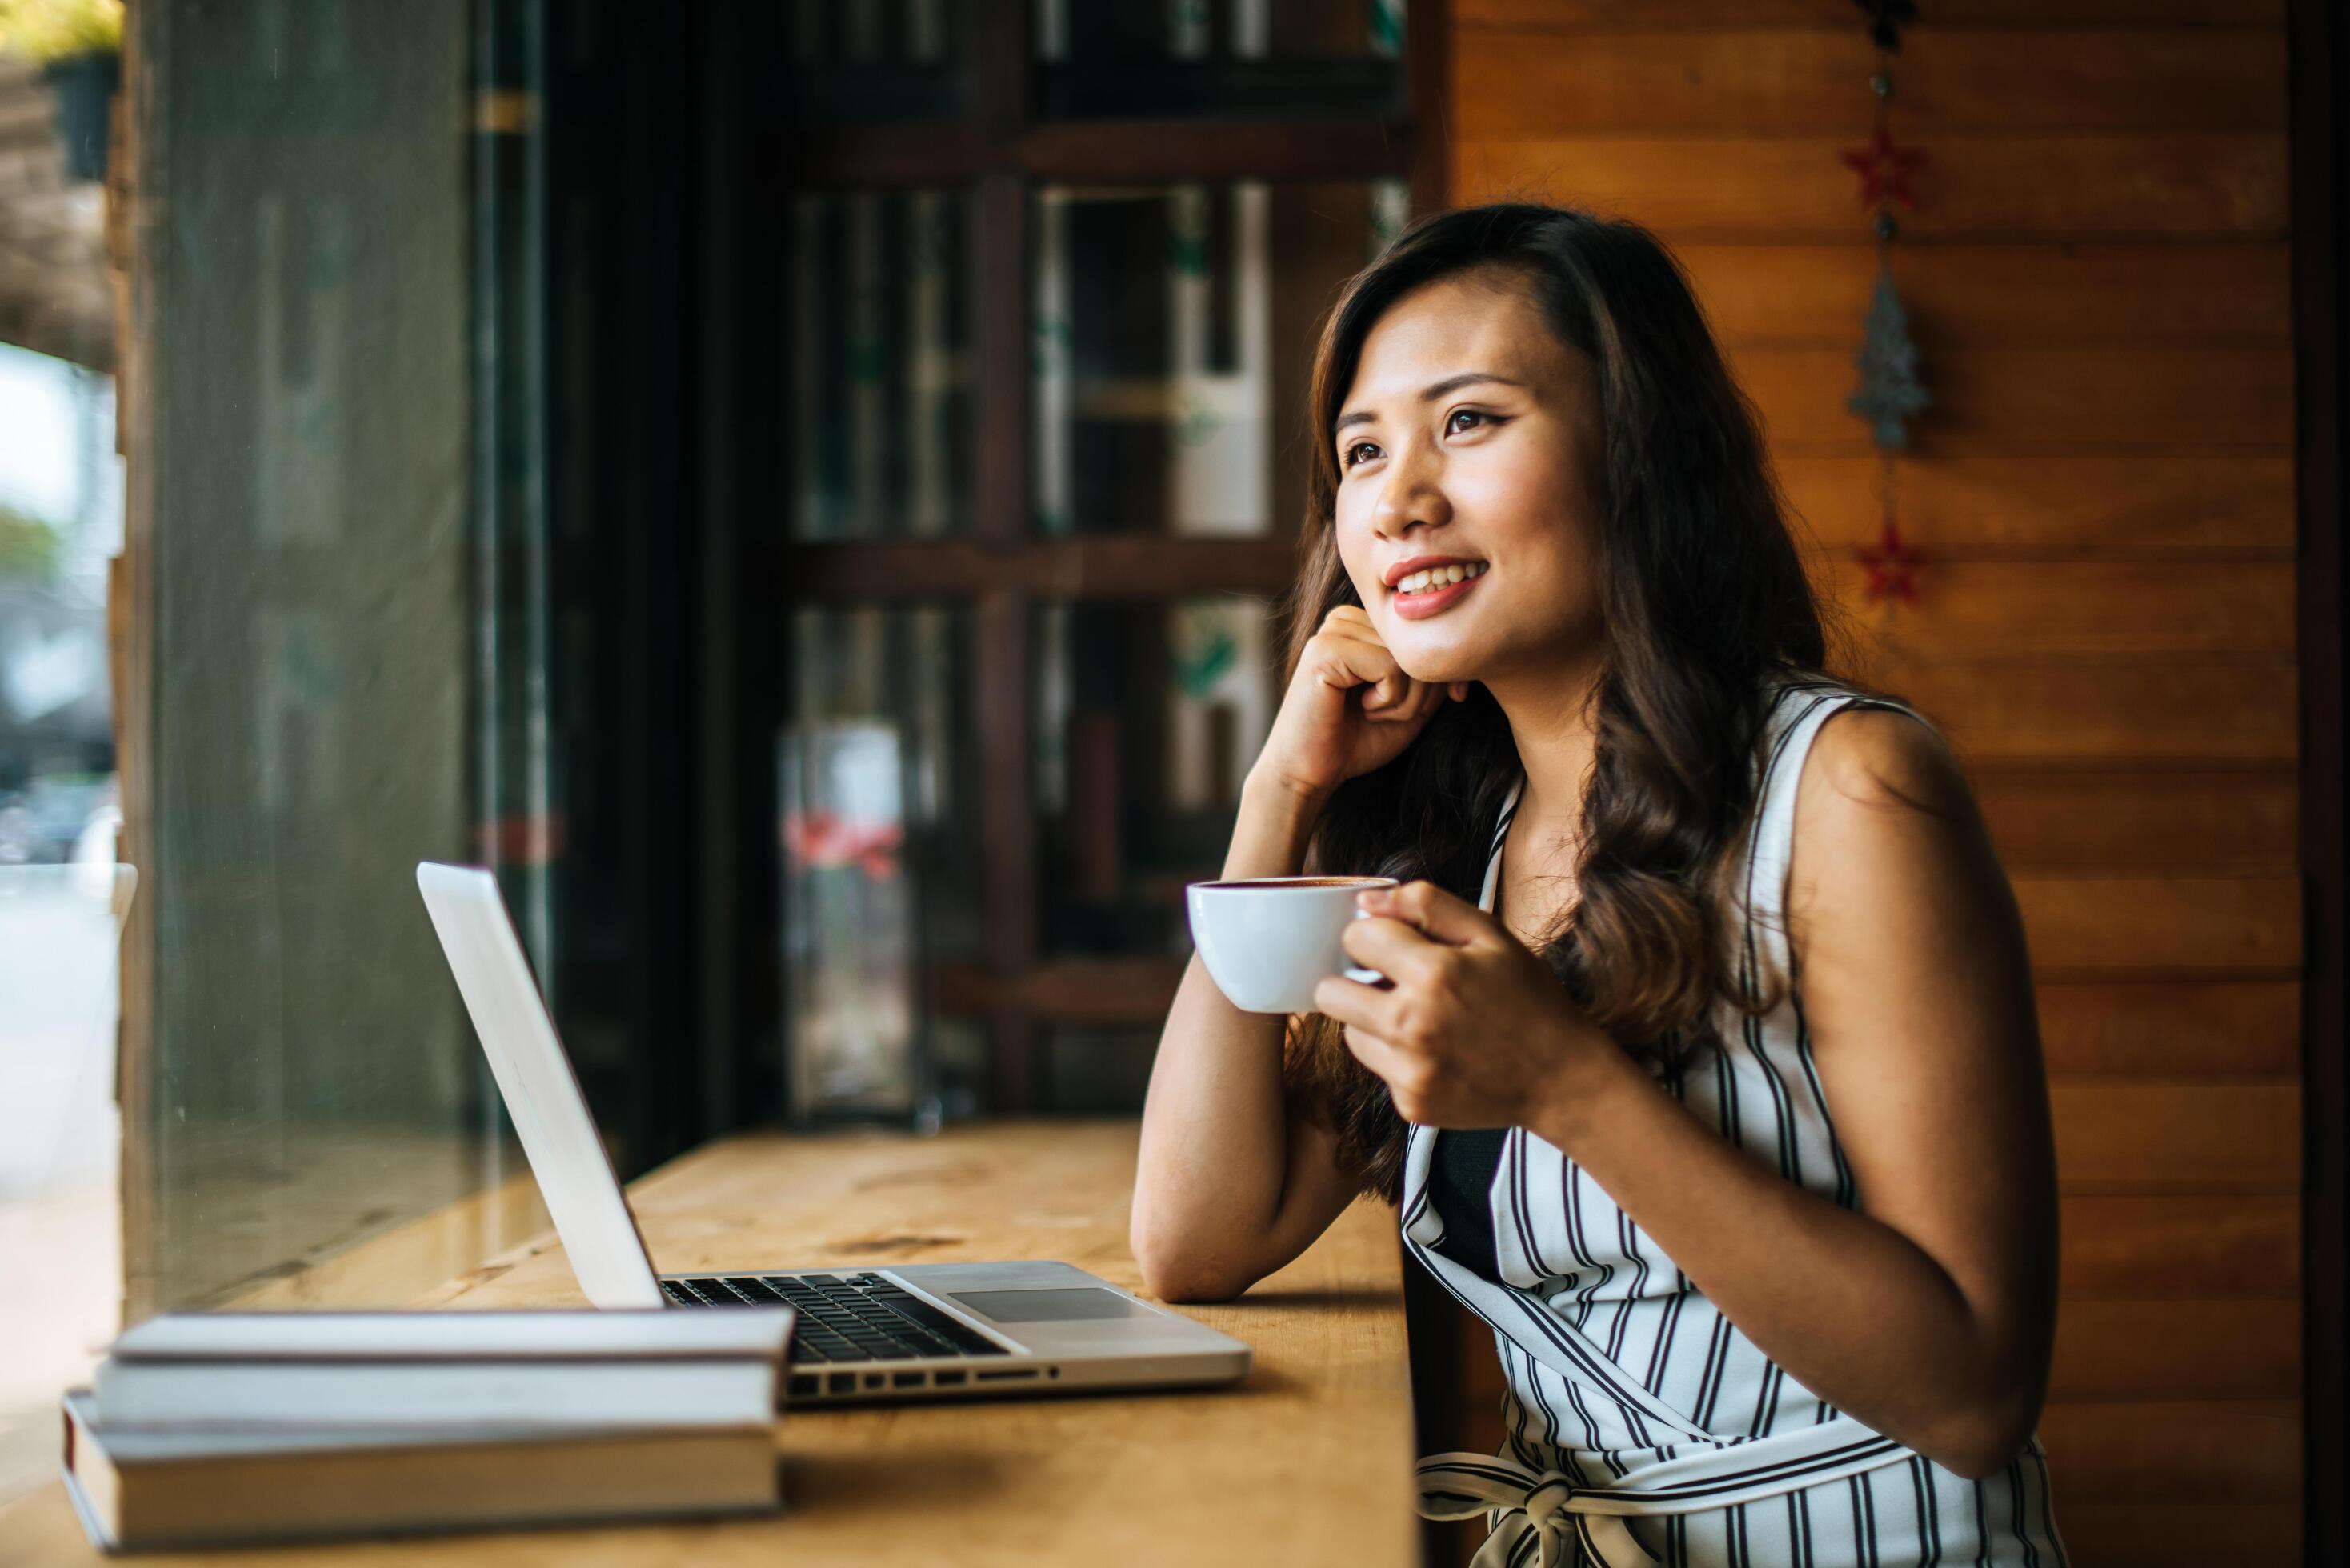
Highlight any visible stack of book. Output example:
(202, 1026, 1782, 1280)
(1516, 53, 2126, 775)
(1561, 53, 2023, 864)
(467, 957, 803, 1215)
(61, 1306, 795, 1551)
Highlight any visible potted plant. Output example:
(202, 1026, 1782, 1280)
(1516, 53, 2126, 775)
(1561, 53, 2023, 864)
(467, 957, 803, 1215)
(0, 0, 124, 183)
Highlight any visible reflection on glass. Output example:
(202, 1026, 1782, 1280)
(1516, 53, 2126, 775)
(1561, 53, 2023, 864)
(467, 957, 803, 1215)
(1035, 594, 1278, 957)
(1033, 179, 1409, 536)
(82, 0, 547, 1330)
(1035, 0, 1407, 118)
(1042, 1025, 1160, 1114)
(783, 605, 979, 1122)
(781, 0, 965, 122)
(780, 720, 922, 1119)
(787, 189, 973, 539)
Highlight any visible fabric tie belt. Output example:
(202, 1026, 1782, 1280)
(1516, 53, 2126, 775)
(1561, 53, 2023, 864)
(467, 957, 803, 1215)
(1419, 1453, 1655, 1568)
(1416, 1422, 1932, 1568)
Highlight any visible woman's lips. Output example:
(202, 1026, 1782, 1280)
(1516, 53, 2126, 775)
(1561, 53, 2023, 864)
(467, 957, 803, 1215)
(1390, 569, 1487, 621)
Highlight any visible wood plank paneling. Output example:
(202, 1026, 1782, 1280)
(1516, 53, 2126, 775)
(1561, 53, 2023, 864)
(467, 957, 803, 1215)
(1447, 10, 2308, 1560)
(1459, 2, 2283, 28)
(1735, 346, 2293, 454)
(1781, 455, 2295, 558)
(2050, 1081, 2300, 1192)
(2037, 1400, 2299, 1499)
(2036, 982, 2299, 1076)
(1975, 772, 2297, 872)
(2058, 1194, 2299, 1298)
(1455, 136, 2288, 239)
(1815, 561, 2294, 657)
(1876, 658, 2296, 765)
(1684, 244, 2292, 346)
(2050, 1299, 2300, 1398)
(1455, 30, 2284, 138)
(2054, 1504, 2300, 1568)
(2015, 877, 2299, 976)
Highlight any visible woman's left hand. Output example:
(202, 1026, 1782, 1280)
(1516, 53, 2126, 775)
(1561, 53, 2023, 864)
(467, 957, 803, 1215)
(1311, 879, 1615, 1131)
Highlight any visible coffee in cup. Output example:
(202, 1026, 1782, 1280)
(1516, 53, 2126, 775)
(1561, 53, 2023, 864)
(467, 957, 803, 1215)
(1184, 874, 1399, 1014)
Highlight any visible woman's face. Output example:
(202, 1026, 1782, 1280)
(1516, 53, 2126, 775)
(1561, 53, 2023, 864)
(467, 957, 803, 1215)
(1331, 269, 1608, 687)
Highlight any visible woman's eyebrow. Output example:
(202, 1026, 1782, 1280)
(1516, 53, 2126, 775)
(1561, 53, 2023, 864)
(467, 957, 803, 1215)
(1335, 372, 1528, 434)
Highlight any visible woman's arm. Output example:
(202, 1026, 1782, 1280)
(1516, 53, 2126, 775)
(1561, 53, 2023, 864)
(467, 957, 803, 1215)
(1523, 707, 2059, 1478)
(1129, 771, 1366, 1302)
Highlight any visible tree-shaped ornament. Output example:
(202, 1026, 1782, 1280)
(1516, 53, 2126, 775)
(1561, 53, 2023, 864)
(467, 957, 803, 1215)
(1848, 270, 1930, 452)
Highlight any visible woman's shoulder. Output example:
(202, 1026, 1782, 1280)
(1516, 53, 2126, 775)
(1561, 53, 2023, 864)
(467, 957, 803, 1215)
(1738, 666, 1966, 886)
(1734, 670, 1984, 978)
(1778, 682, 1982, 911)
(1808, 705, 1960, 808)
(1755, 668, 1939, 768)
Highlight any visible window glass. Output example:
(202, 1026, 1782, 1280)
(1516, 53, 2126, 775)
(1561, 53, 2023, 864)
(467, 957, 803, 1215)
(1041, 1024, 1162, 1114)
(786, 189, 975, 540)
(779, 0, 966, 122)
(1035, 593, 1279, 958)
(1033, 178, 1409, 536)
(783, 602, 981, 1122)
(0, 10, 550, 1493)
(1035, 0, 1407, 119)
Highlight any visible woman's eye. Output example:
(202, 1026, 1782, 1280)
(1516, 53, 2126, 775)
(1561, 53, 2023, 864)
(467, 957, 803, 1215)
(1342, 411, 1497, 469)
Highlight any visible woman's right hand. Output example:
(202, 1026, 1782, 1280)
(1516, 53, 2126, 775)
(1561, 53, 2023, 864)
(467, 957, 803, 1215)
(1251, 605, 1468, 807)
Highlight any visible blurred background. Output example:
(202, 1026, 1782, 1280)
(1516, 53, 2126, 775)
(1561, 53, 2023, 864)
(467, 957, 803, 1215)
(0, 2, 2341, 1564)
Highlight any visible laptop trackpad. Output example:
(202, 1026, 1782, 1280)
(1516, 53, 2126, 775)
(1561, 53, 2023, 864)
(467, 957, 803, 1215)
(948, 1287, 1154, 1323)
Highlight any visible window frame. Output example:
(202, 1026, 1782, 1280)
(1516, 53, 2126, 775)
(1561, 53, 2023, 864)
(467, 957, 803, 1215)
(764, 1, 1448, 1111)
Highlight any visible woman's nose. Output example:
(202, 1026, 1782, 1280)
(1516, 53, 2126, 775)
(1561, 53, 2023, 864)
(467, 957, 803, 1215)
(1374, 447, 1451, 536)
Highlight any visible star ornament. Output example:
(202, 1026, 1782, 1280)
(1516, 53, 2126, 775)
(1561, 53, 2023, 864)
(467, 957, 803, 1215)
(1840, 123, 1928, 212)
(1856, 520, 1924, 607)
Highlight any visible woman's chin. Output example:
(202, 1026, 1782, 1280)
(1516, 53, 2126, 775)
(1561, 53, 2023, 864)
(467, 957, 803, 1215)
(1385, 630, 1486, 689)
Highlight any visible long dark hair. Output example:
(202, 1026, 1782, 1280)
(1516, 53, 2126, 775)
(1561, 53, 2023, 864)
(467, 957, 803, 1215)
(1279, 202, 1864, 1203)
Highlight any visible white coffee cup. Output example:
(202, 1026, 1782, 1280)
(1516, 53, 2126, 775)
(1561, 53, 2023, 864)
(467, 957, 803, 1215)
(1183, 874, 1400, 1014)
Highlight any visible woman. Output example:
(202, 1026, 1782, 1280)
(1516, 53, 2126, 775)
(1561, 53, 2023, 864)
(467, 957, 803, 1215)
(1130, 202, 2068, 1567)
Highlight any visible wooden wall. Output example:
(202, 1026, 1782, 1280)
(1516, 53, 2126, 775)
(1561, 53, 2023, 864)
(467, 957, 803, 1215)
(1443, 2, 2301, 1562)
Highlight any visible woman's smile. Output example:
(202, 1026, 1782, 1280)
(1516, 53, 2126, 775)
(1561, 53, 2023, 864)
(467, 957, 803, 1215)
(1390, 560, 1490, 621)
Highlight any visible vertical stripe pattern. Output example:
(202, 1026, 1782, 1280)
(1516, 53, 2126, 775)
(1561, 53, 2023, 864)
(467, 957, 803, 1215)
(1407, 674, 2071, 1568)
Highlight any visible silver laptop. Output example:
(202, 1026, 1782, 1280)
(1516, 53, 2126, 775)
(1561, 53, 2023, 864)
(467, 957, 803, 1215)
(415, 862, 1251, 1406)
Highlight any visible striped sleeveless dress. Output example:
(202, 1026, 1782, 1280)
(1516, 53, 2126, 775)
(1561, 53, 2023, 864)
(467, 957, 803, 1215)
(1406, 675, 2070, 1568)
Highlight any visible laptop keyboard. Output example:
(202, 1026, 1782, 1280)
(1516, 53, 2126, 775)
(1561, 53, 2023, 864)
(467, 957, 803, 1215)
(662, 1270, 1008, 1366)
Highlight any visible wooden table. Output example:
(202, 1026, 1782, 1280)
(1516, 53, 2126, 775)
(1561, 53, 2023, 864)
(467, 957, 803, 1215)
(0, 1121, 1423, 1566)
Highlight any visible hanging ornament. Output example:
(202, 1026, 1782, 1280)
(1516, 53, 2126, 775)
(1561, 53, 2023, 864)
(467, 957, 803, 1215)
(1852, 0, 1919, 52)
(1838, 122, 1928, 213)
(1856, 517, 1924, 606)
(1843, 8, 1930, 611)
(1848, 270, 1930, 450)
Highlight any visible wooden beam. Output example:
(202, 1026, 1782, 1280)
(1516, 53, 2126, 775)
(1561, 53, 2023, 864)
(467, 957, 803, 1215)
(110, 0, 158, 1327)
(779, 118, 1417, 190)
(2288, 1, 2347, 1559)
(785, 537, 1301, 600)
(970, 133, 1038, 1108)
